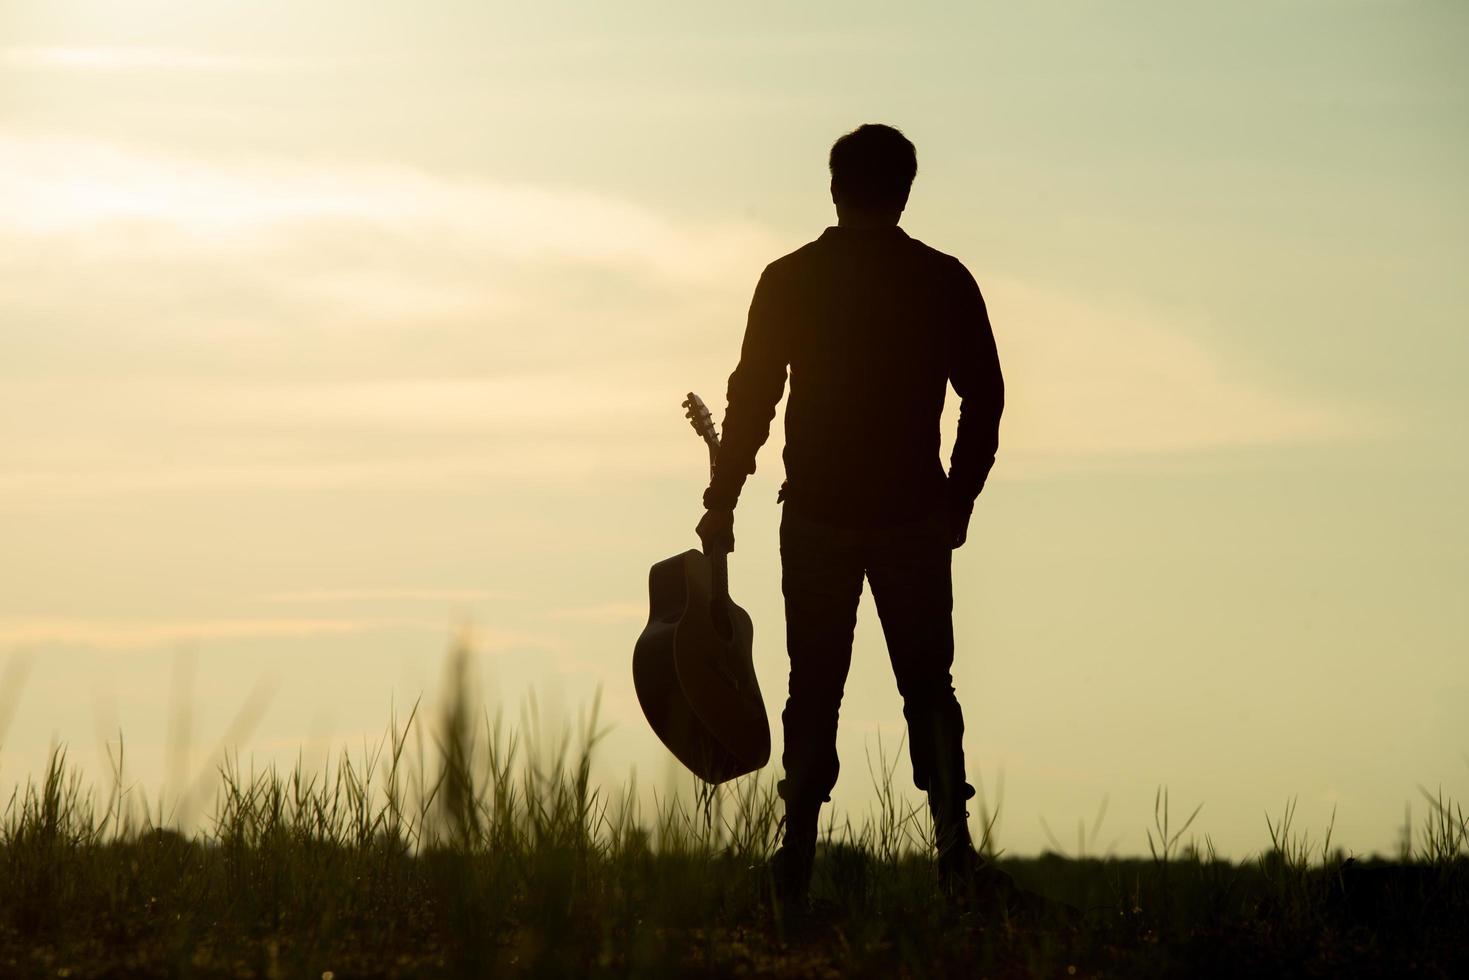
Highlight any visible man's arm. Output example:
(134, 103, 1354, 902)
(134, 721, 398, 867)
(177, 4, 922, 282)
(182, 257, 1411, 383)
(945, 261, 1004, 547)
(697, 266, 789, 552)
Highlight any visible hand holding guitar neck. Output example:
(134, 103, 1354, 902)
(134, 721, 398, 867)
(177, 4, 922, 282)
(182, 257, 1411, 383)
(686, 393, 735, 557)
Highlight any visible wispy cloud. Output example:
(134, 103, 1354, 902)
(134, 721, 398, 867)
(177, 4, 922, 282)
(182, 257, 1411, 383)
(262, 588, 522, 604)
(0, 617, 560, 653)
(547, 602, 647, 625)
(0, 46, 319, 74)
(0, 135, 776, 279)
(984, 278, 1366, 466)
(0, 135, 769, 496)
(0, 617, 436, 652)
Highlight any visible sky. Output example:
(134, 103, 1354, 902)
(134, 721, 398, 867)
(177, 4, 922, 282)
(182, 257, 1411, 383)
(1, 0, 1466, 858)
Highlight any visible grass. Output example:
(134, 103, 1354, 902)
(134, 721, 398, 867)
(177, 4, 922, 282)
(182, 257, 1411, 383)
(1, 649, 1465, 978)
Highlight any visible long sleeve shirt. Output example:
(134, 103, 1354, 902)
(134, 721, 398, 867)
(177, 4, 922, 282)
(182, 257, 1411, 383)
(702, 225, 1004, 527)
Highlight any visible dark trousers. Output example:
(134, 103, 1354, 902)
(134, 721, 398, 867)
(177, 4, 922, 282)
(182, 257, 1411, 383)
(777, 503, 970, 808)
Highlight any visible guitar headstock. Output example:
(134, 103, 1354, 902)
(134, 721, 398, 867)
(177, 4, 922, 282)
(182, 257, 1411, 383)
(682, 392, 720, 460)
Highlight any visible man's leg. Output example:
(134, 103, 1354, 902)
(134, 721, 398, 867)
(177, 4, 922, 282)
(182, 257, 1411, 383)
(868, 515, 1076, 920)
(864, 515, 976, 869)
(773, 506, 864, 903)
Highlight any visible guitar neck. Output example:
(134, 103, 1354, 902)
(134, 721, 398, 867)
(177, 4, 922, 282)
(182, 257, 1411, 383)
(704, 431, 728, 602)
(709, 548, 729, 604)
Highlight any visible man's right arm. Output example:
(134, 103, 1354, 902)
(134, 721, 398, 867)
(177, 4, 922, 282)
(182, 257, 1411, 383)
(702, 265, 789, 514)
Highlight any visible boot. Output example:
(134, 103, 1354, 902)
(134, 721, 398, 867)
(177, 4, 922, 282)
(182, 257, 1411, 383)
(931, 789, 1081, 923)
(929, 777, 999, 900)
(931, 790, 1040, 914)
(917, 702, 1026, 912)
(913, 702, 974, 884)
(768, 796, 820, 910)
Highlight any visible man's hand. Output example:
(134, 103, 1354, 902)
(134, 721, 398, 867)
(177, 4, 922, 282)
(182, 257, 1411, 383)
(947, 496, 974, 550)
(696, 507, 735, 555)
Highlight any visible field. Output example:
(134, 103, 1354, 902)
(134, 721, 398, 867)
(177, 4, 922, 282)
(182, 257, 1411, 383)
(1, 663, 1465, 979)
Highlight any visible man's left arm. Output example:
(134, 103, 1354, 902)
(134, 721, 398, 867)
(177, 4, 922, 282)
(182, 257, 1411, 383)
(696, 265, 789, 554)
(945, 261, 1004, 548)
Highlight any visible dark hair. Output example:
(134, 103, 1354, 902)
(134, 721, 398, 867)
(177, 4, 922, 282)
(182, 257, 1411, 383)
(829, 124, 917, 210)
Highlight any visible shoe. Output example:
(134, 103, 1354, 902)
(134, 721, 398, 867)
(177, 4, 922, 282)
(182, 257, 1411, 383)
(767, 795, 820, 913)
(939, 846, 1082, 924)
(769, 838, 815, 910)
(938, 843, 1009, 903)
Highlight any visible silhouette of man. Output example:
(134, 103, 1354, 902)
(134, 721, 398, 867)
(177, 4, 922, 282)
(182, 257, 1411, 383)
(696, 124, 1006, 907)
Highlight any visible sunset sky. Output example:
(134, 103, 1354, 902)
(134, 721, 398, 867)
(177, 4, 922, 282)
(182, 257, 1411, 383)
(1, 1, 1465, 857)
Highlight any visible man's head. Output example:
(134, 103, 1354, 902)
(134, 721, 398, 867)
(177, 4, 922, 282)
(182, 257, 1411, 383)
(829, 123, 917, 224)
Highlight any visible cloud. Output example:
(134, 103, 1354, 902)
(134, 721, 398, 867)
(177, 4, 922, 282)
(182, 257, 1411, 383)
(547, 602, 648, 624)
(0, 46, 320, 74)
(0, 135, 776, 279)
(0, 135, 769, 495)
(981, 278, 1364, 468)
(0, 617, 432, 652)
(0, 134, 769, 398)
(0, 366, 700, 497)
(0, 617, 554, 654)
(261, 588, 523, 604)
(0, 134, 1363, 508)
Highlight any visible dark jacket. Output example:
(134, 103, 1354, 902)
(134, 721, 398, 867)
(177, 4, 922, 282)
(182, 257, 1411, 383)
(703, 225, 1004, 527)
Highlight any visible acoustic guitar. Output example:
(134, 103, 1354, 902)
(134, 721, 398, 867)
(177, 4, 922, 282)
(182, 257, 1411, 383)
(631, 393, 771, 784)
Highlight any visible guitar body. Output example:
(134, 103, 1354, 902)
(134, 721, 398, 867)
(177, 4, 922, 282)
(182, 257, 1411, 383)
(633, 549, 770, 784)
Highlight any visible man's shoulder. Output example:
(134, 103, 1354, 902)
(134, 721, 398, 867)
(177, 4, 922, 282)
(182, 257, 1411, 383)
(902, 236, 985, 299)
(901, 234, 973, 276)
(761, 237, 825, 275)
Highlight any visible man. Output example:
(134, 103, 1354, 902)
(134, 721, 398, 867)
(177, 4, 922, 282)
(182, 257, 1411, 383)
(695, 124, 1008, 908)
